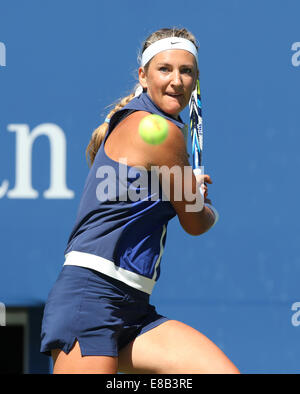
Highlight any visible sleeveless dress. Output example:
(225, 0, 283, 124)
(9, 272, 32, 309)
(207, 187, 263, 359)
(40, 93, 188, 357)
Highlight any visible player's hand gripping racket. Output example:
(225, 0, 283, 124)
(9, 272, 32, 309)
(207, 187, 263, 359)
(189, 79, 219, 226)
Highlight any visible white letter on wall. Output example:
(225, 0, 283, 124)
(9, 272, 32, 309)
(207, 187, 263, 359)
(0, 42, 6, 67)
(7, 123, 74, 199)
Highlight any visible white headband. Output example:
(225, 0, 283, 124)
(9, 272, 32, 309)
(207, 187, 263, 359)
(141, 37, 198, 67)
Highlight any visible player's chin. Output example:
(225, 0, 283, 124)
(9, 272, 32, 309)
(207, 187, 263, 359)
(163, 96, 186, 116)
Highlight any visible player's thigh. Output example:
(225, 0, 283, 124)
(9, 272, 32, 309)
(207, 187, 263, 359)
(118, 320, 240, 374)
(52, 340, 118, 374)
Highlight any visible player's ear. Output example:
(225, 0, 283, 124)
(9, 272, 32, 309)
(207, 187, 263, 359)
(138, 67, 148, 90)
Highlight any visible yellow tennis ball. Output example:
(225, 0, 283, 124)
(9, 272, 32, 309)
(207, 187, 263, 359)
(138, 114, 169, 145)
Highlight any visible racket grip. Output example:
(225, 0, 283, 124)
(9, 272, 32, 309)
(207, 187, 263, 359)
(193, 167, 203, 176)
(193, 168, 205, 198)
(193, 169, 219, 227)
(204, 203, 219, 228)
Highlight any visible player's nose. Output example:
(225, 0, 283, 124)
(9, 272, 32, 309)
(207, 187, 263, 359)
(170, 70, 183, 87)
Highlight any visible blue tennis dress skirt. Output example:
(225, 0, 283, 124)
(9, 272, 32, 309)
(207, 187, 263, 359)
(40, 265, 169, 357)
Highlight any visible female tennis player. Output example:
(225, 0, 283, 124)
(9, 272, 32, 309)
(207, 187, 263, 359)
(40, 27, 240, 374)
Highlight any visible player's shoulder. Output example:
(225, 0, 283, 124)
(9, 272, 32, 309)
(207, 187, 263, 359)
(123, 110, 185, 144)
(114, 110, 187, 168)
(133, 112, 187, 167)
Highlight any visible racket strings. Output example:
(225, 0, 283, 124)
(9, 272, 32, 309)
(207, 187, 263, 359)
(189, 79, 203, 169)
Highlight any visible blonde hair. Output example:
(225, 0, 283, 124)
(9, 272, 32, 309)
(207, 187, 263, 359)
(86, 27, 198, 167)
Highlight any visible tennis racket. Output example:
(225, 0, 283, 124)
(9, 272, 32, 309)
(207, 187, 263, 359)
(189, 78, 203, 176)
(189, 78, 219, 224)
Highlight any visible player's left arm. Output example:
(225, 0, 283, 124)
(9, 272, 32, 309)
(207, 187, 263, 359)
(137, 118, 216, 235)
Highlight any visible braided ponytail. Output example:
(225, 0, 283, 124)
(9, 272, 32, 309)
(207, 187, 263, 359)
(86, 92, 135, 167)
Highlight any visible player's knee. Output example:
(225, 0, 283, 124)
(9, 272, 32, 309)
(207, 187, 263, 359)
(200, 360, 241, 374)
(156, 353, 240, 374)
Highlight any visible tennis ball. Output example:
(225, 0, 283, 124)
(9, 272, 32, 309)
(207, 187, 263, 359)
(138, 114, 169, 145)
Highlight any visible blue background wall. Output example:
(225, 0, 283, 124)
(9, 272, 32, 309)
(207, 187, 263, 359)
(1, 0, 300, 373)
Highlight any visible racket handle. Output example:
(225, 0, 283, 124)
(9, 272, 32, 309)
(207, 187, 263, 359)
(192, 170, 219, 226)
(193, 168, 205, 198)
(193, 167, 203, 176)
